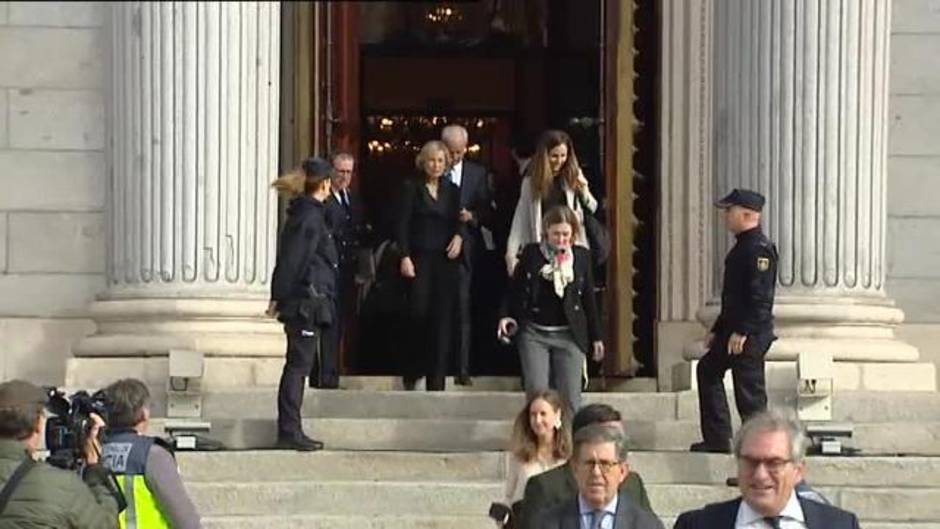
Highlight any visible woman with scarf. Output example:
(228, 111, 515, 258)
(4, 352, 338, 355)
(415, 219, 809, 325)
(498, 205, 604, 414)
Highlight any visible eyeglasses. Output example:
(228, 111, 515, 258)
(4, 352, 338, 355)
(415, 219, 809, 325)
(738, 456, 793, 474)
(578, 459, 622, 474)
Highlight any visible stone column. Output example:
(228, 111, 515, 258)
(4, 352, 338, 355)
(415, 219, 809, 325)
(687, 0, 935, 390)
(69, 2, 285, 390)
(657, 0, 716, 390)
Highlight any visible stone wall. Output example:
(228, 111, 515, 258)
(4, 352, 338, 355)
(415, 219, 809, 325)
(887, 0, 940, 381)
(0, 2, 105, 383)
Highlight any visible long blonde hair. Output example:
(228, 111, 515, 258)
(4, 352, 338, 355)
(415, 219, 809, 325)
(528, 130, 581, 199)
(271, 168, 306, 198)
(271, 157, 334, 197)
(510, 390, 572, 462)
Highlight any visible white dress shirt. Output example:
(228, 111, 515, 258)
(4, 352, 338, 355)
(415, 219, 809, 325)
(449, 160, 463, 188)
(578, 494, 618, 529)
(735, 492, 807, 528)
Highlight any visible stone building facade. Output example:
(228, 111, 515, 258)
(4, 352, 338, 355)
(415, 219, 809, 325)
(1, 1, 938, 392)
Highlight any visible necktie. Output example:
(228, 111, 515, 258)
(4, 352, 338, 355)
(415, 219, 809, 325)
(342, 190, 350, 209)
(763, 516, 782, 529)
(591, 510, 605, 529)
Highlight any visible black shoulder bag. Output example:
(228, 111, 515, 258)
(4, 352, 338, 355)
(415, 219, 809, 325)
(0, 459, 36, 515)
(576, 194, 610, 267)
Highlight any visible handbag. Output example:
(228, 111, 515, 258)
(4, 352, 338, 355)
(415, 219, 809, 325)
(577, 194, 610, 267)
(299, 285, 334, 327)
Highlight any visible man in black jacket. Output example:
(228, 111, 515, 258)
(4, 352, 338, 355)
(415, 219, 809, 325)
(517, 404, 653, 529)
(320, 151, 370, 387)
(269, 157, 339, 451)
(442, 124, 495, 385)
(691, 189, 778, 453)
(675, 409, 860, 529)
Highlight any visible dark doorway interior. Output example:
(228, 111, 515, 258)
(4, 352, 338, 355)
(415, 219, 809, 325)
(331, 1, 656, 378)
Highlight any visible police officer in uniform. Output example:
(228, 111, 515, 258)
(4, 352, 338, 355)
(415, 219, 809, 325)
(690, 189, 778, 453)
(101, 378, 201, 529)
(268, 157, 339, 451)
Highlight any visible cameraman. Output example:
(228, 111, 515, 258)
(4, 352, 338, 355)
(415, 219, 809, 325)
(0, 379, 119, 528)
(101, 378, 201, 529)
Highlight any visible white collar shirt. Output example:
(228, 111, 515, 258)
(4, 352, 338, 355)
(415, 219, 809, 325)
(449, 160, 463, 187)
(578, 494, 618, 529)
(735, 491, 807, 529)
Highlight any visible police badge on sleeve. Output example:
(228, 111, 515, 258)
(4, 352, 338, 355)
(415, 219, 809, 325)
(756, 257, 770, 272)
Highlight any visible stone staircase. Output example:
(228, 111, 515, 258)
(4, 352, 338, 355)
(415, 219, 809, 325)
(155, 381, 940, 528)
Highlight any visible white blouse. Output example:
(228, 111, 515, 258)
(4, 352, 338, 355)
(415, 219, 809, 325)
(502, 453, 567, 506)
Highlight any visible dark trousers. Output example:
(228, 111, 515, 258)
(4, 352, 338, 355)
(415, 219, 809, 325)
(314, 312, 339, 387)
(277, 321, 318, 437)
(455, 262, 472, 377)
(696, 331, 772, 446)
(303, 295, 338, 388)
(405, 251, 458, 391)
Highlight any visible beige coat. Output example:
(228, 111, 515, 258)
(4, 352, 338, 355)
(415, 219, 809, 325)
(505, 173, 598, 275)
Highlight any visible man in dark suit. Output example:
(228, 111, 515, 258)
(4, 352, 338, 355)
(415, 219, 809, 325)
(674, 409, 860, 529)
(317, 151, 369, 388)
(441, 124, 494, 386)
(691, 188, 779, 453)
(536, 424, 663, 529)
(518, 404, 653, 529)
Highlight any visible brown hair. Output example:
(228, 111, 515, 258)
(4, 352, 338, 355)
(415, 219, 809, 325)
(414, 140, 452, 178)
(0, 405, 42, 440)
(541, 205, 582, 243)
(103, 378, 151, 429)
(271, 156, 334, 197)
(510, 390, 572, 462)
(528, 130, 581, 199)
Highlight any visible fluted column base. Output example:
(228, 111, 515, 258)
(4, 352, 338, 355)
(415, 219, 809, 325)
(67, 298, 286, 393)
(677, 296, 934, 391)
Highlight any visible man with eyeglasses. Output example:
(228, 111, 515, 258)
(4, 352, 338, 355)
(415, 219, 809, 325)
(674, 409, 860, 529)
(319, 151, 370, 388)
(536, 423, 663, 529)
(517, 404, 652, 529)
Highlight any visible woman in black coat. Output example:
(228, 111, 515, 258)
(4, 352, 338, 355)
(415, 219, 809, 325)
(267, 157, 339, 451)
(397, 140, 466, 391)
(498, 205, 604, 413)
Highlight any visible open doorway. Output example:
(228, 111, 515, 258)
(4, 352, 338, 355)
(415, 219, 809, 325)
(291, 1, 657, 379)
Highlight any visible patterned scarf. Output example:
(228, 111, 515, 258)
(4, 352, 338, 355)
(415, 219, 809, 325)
(539, 242, 575, 298)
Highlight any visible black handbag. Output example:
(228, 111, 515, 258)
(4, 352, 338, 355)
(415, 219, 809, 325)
(577, 195, 610, 267)
(299, 285, 334, 327)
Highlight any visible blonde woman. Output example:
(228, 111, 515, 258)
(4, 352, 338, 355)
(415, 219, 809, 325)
(268, 157, 338, 451)
(396, 140, 465, 391)
(494, 390, 572, 528)
(505, 130, 598, 276)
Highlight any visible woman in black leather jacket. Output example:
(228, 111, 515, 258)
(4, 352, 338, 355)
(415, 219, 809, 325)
(498, 205, 605, 414)
(267, 156, 338, 451)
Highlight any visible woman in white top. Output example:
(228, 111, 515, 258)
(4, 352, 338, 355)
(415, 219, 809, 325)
(496, 389, 572, 527)
(505, 130, 598, 276)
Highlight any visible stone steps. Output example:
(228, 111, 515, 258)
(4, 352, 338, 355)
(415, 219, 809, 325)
(162, 388, 940, 527)
(196, 516, 940, 529)
(201, 514, 495, 529)
(198, 387, 940, 423)
(162, 416, 940, 455)
(185, 480, 940, 522)
(177, 450, 940, 488)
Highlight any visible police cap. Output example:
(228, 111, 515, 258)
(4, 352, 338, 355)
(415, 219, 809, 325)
(715, 188, 766, 212)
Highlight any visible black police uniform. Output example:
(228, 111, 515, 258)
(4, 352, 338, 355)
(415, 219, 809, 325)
(270, 194, 339, 447)
(695, 189, 778, 452)
(321, 188, 369, 385)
